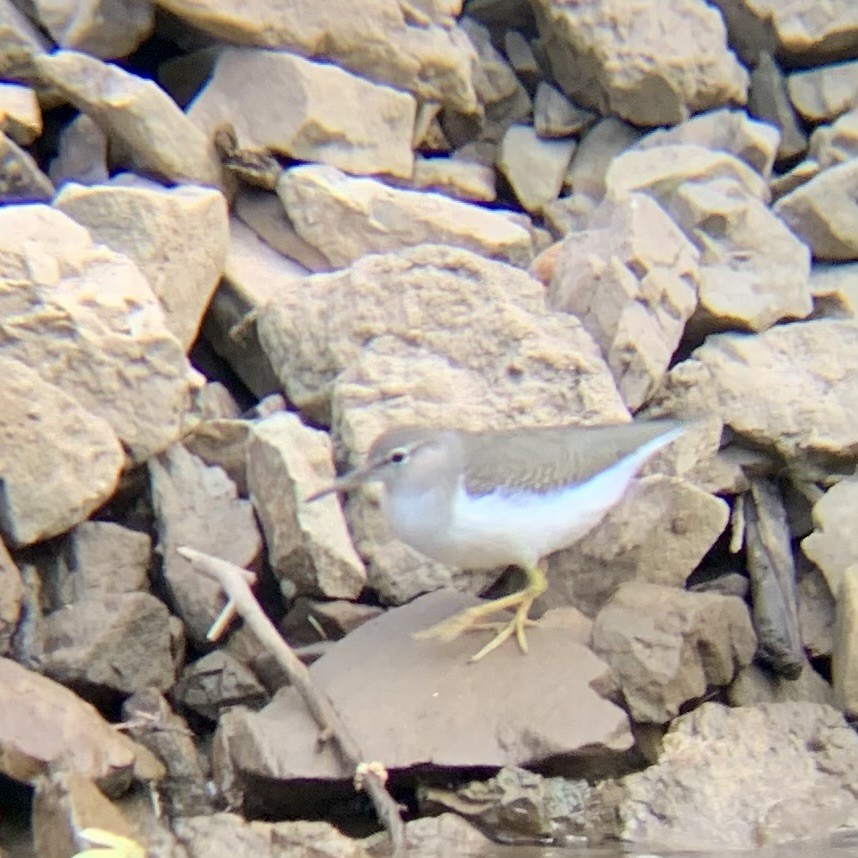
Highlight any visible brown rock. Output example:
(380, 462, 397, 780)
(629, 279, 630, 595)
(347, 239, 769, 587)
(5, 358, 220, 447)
(774, 158, 858, 261)
(54, 179, 229, 350)
(798, 559, 835, 657)
(636, 107, 780, 177)
(32, 0, 153, 59)
(41, 593, 175, 696)
(174, 813, 371, 858)
(402, 156, 496, 203)
(0, 541, 22, 656)
(619, 701, 858, 849)
(276, 164, 535, 269)
(0, 657, 140, 788)
(802, 475, 858, 596)
(565, 117, 641, 201)
(123, 689, 213, 818)
(531, 0, 747, 126)
(833, 564, 858, 717)
(0, 81, 41, 144)
(809, 107, 858, 168)
(48, 114, 108, 186)
(33, 771, 138, 858)
(247, 412, 366, 600)
(747, 52, 808, 162)
(159, 0, 477, 113)
(607, 143, 770, 202)
(548, 193, 699, 409)
(0, 356, 123, 547)
(33, 50, 222, 186)
(592, 582, 756, 723)
(0, 128, 53, 202)
(280, 598, 383, 646)
(710, 0, 858, 65)
(534, 81, 595, 138)
(497, 124, 575, 212)
(546, 476, 729, 619)
(188, 48, 415, 179)
(0, 205, 196, 463)
(788, 59, 858, 123)
(150, 444, 262, 645)
(61, 521, 151, 603)
(669, 177, 812, 334)
(173, 651, 267, 722)
(650, 319, 858, 465)
(219, 591, 633, 781)
(728, 661, 834, 706)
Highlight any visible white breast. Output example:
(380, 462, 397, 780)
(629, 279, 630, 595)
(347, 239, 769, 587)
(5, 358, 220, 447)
(380, 427, 685, 571)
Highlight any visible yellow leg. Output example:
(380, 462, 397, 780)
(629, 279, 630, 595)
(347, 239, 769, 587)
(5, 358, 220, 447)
(414, 566, 548, 662)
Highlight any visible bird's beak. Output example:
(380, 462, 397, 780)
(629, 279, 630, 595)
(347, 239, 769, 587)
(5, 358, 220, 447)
(305, 463, 376, 502)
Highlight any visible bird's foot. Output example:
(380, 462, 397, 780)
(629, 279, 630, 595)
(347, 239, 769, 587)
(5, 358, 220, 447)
(414, 566, 547, 662)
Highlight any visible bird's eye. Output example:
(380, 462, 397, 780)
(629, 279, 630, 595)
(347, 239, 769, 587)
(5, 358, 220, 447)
(389, 448, 408, 465)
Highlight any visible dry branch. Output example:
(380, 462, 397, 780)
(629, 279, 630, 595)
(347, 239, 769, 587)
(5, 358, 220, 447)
(177, 545, 406, 857)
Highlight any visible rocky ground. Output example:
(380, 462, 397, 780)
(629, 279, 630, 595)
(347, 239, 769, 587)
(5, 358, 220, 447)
(2, 0, 858, 856)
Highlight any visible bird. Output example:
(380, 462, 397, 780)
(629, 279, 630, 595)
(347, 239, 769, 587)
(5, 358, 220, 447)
(307, 419, 690, 661)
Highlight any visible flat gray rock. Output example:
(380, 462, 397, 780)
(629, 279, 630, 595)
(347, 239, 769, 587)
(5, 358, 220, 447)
(220, 591, 632, 781)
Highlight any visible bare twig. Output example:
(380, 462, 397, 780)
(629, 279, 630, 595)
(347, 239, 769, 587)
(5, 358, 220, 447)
(177, 546, 406, 857)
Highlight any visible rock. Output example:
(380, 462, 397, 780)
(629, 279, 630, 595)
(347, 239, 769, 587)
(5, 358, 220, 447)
(802, 475, 858, 596)
(619, 701, 858, 848)
(798, 560, 835, 657)
(774, 155, 858, 261)
(809, 261, 858, 318)
(159, 0, 477, 113)
(41, 593, 175, 697)
(174, 813, 372, 858)
(0, 81, 40, 144)
(173, 651, 268, 722)
(788, 58, 858, 123)
(149, 444, 262, 646)
(728, 661, 834, 707)
(0, 657, 143, 789)
(48, 114, 108, 186)
(504, 30, 539, 90)
(744, 478, 803, 679)
(188, 48, 415, 180)
(454, 17, 530, 144)
(636, 107, 780, 177)
(606, 143, 770, 202)
(419, 766, 595, 845)
(33, 50, 222, 186)
(280, 598, 383, 646)
(219, 591, 632, 783)
(531, 0, 747, 126)
(381, 814, 492, 858)
(258, 243, 627, 426)
(534, 81, 595, 138)
(32, 771, 138, 858)
(402, 156, 496, 203)
(497, 124, 575, 212)
(769, 158, 820, 200)
(809, 107, 858, 168)
(247, 412, 366, 600)
(0, 128, 53, 202)
(54, 178, 229, 350)
(564, 117, 641, 201)
(0, 356, 123, 547)
(32, 0, 153, 58)
(650, 320, 858, 466)
(122, 689, 213, 818)
(0, 541, 22, 656)
(547, 193, 699, 409)
(0, 205, 197, 462)
(276, 164, 535, 269)
(747, 52, 808, 162)
(546, 476, 729, 619)
(63, 521, 151, 602)
(184, 417, 253, 497)
(592, 582, 756, 723)
(833, 565, 858, 717)
(671, 178, 812, 334)
(710, 0, 858, 65)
